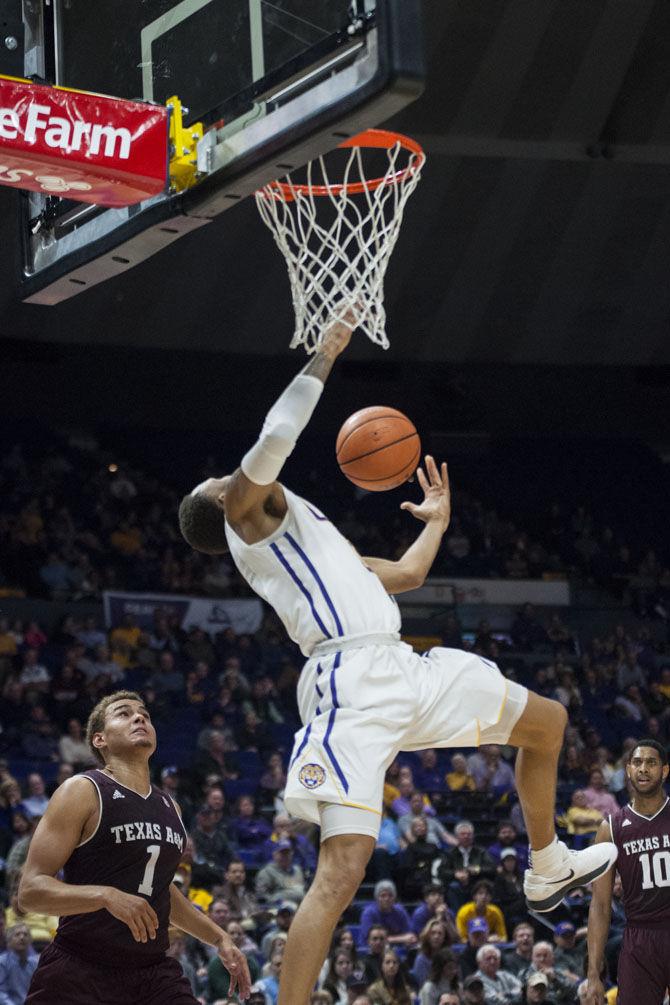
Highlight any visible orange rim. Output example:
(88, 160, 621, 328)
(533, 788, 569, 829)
(261, 129, 425, 201)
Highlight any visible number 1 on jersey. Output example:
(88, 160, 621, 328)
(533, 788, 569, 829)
(138, 844, 161, 896)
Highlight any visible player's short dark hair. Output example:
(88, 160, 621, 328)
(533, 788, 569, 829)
(628, 738, 668, 765)
(178, 492, 229, 554)
(86, 690, 143, 764)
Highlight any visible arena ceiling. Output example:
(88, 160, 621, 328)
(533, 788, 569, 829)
(2, 0, 670, 365)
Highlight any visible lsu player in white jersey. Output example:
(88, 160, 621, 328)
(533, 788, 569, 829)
(178, 312, 617, 1005)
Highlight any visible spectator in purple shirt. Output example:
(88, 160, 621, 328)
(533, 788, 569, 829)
(410, 883, 458, 940)
(391, 777, 435, 819)
(261, 813, 317, 874)
(486, 820, 528, 872)
(358, 880, 417, 949)
(228, 795, 272, 852)
(415, 749, 445, 794)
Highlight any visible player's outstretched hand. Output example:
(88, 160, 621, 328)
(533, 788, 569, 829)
(102, 887, 159, 943)
(318, 304, 358, 360)
(400, 456, 451, 528)
(216, 935, 252, 1000)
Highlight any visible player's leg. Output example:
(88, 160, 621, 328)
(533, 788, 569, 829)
(278, 823, 375, 1005)
(616, 928, 667, 1005)
(411, 649, 617, 913)
(507, 690, 566, 851)
(508, 691, 617, 912)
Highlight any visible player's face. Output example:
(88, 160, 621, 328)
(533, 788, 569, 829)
(98, 700, 156, 760)
(626, 746, 668, 796)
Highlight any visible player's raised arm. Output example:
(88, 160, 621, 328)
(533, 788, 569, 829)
(18, 776, 159, 943)
(224, 311, 355, 522)
(363, 456, 451, 593)
(179, 310, 356, 550)
(584, 819, 615, 1005)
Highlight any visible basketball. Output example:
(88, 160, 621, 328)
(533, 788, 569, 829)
(336, 406, 421, 492)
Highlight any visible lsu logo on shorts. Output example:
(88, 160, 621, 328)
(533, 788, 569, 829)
(299, 763, 326, 790)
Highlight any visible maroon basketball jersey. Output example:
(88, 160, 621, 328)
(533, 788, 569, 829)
(611, 797, 670, 927)
(55, 769, 187, 965)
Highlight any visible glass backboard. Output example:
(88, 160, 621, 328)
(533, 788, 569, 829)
(18, 0, 423, 304)
(58, 1, 355, 129)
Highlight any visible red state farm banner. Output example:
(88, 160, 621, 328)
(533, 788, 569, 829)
(0, 76, 168, 207)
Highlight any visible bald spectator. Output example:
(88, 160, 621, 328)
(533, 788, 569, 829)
(435, 821, 497, 894)
(523, 942, 576, 1003)
(474, 944, 522, 1004)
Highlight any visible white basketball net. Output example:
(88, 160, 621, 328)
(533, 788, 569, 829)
(255, 135, 425, 353)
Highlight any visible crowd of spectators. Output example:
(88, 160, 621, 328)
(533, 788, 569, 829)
(1, 434, 669, 1002)
(1, 433, 670, 615)
(0, 594, 667, 1003)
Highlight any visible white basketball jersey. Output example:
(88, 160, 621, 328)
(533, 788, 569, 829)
(224, 487, 400, 656)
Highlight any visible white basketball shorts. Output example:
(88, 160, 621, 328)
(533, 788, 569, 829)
(284, 639, 528, 840)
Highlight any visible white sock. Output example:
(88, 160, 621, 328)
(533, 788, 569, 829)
(530, 836, 563, 875)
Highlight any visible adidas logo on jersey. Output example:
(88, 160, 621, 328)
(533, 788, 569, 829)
(112, 790, 125, 799)
(622, 819, 632, 827)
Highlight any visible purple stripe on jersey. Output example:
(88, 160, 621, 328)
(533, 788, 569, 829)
(316, 663, 324, 676)
(323, 653, 349, 794)
(290, 724, 312, 769)
(284, 532, 344, 637)
(270, 542, 332, 639)
(315, 683, 323, 698)
(306, 504, 328, 522)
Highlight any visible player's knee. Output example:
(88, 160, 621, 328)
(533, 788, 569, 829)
(545, 698, 568, 747)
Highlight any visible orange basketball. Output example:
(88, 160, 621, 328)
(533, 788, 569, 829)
(336, 406, 421, 492)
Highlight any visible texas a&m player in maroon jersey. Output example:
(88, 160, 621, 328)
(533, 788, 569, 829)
(585, 738, 670, 1005)
(18, 690, 251, 1004)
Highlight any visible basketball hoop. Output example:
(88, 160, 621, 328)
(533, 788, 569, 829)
(255, 129, 426, 353)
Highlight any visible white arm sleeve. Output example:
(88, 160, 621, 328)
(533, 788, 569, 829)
(241, 373, 324, 485)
